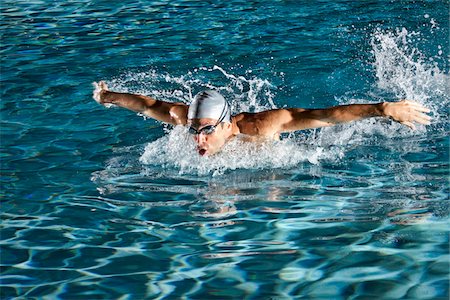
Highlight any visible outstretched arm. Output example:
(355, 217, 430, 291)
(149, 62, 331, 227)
(237, 100, 431, 137)
(93, 81, 188, 125)
(280, 100, 431, 132)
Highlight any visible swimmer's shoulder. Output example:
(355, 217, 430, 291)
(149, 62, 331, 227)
(231, 112, 280, 139)
(232, 110, 289, 137)
(231, 112, 254, 135)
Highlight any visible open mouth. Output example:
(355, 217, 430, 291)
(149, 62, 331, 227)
(198, 148, 207, 156)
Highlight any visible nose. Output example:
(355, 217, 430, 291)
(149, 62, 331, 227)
(194, 132, 207, 144)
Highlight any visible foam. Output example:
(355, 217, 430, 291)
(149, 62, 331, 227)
(139, 126, 335, 176)
(101, 28, 448, 176)
(371, 28, 449, 118)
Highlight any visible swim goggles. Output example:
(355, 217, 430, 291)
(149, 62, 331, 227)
(188, 124, 218, 135)
(188, 101, 228, 135)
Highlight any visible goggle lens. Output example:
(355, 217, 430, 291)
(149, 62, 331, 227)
(188, 125, 216, 135)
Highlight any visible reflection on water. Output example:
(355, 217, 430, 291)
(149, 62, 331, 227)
(84, 124, 449, 297)
(2, 0, 449, 298)
(4, 127, 447, 298)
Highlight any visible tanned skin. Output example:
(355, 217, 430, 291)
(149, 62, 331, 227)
(93, 81, 431, 156)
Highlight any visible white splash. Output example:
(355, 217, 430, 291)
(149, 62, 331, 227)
(103, 27, 448, 176)
(107, 65, 277, 115)
(370, 27, 449, 116)
(139, 126, 332, 176)
(315, 27, 449, 147)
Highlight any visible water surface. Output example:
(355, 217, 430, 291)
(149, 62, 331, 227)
(1, 1, 449, 299)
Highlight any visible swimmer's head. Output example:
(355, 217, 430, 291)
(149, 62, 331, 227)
(188, 90, 231, 123)
(187, 90, 233, 156)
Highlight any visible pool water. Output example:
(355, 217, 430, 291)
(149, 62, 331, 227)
(1, 1, 449, 299)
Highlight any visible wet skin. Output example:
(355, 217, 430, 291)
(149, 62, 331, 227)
(93, 81, 432, 156)
(188, 118, 233, 156)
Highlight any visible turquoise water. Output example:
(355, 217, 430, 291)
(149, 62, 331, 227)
(1, 0, 449, 299)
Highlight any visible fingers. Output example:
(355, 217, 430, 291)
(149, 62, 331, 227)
(401, 121, 416, 130)
(401, 100, 431, 113)
(92, 81, 109, 104)
(410, 103, 430, 113)
(400, 100, 432, 127)
(413, 112, 432, 125)
(408, 101, 431, 113)
(92, 82, 102, 103)
(413, 105, 431, 113)
(99, 80, 108, 91)
(400, 111, 431, 129)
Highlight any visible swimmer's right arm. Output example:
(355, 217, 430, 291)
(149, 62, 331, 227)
(92, 81, 188, 125)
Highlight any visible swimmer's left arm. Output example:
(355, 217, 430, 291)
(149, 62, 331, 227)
(273, 100, 431, 133)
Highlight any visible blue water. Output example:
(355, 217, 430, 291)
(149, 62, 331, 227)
(1, 1, 449, 299)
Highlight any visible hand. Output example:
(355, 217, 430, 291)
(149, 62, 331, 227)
(92, 81, 109, 105)
(383, 100, 431, 130)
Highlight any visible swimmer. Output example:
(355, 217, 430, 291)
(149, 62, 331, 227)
(93, 81, 431, 156)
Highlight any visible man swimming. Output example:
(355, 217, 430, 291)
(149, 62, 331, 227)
(93, 81, 431, 156)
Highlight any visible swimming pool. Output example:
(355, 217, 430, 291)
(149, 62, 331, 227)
(1, 0, 449, 299)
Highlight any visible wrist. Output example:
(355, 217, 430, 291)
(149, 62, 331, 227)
(101, 90, 113, 104)
(378, 102, 389, 117)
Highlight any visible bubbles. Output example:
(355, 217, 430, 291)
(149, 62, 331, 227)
(139, 126, 333, 176)
(104, 66, 331, 176)
(210, 65, 277, 113)
(370, 27, 449, 118)
(106, 65, 277, 115)
(429, 18, 438, 29)
(99, 26, 448, 177)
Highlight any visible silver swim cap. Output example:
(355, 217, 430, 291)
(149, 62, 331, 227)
(188, 90, 231, 123)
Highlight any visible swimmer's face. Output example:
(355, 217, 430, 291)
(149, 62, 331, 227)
(188, 118, 231, 156)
